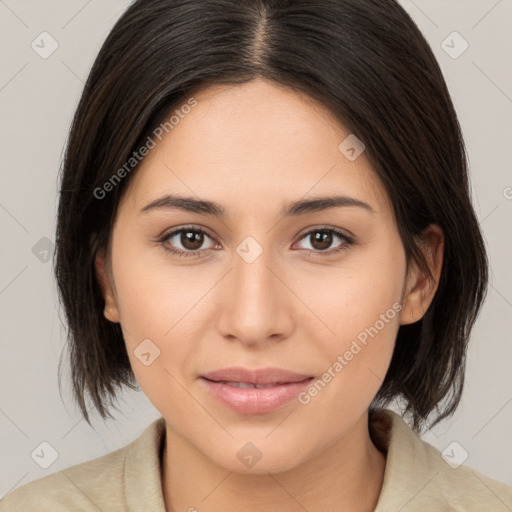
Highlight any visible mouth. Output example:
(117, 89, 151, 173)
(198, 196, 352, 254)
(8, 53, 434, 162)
(203, 380, 294, 389)
(199, 367, 315, 414)
(201, 366, 313, 385)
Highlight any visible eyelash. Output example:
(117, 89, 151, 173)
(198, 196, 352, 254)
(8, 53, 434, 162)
(156, 225, 355, 260)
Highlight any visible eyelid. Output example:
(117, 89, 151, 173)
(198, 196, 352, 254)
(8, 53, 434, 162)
(159, 224, 218, 242)
(295, 224, 354, 242)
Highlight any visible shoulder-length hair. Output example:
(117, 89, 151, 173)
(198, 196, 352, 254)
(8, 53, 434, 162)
(55, 0, 488, 431)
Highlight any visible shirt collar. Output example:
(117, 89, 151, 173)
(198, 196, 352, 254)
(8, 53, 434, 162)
(120, 409, 459, 511)
(124, 416, 167, 512)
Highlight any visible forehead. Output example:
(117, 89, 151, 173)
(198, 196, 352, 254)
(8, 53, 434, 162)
(120, 79, 391, 219)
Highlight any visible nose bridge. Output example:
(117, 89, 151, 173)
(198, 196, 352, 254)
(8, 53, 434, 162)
(217, 233, 292, 343)
(235, 237, 275, 304)
(233, 234, 279, 315)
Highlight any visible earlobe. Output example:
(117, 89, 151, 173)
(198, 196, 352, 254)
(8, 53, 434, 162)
(94, 248, 120, 323)
(400, 224, 444, 325)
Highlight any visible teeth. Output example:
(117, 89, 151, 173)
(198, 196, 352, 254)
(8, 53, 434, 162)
(223, 381, 277, 389)
(236, 382, 255, 389)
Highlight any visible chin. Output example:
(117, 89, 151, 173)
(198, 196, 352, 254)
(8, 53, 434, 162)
(204, 437, 311, 476)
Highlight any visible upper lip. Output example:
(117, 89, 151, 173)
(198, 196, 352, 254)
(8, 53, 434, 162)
(201, 367, 313, 386)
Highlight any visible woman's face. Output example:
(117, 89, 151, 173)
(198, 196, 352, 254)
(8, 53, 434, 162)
(98, 78, 431, 473)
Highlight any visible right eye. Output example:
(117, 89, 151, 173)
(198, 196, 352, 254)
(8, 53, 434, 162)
(158, 226, 219, 258)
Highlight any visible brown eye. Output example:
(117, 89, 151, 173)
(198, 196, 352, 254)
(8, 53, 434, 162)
(179, 230, 205, 251)
(160, 227, 217, 257)
(296, 228, 352, 254)
(309, 231, 334, 251)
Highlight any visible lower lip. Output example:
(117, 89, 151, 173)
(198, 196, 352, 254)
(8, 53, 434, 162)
(200, 377, 314, 414)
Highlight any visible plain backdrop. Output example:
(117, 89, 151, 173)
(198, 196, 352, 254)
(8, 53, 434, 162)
(1, 0, 511, 496)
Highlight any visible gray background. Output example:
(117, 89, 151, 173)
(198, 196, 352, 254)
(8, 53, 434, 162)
(1, 0, 511, 496)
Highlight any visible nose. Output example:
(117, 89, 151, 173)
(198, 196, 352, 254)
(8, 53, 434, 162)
(216, 240, 295, 348)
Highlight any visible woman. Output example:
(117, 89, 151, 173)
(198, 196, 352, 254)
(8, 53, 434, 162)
(2, 0, 511, 510)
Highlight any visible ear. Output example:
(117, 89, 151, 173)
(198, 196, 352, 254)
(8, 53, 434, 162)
(400, 224, 444, 325)
(95, 247, 120, 323)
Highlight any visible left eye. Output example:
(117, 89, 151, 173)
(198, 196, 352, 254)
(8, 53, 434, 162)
(158, 226, 353, 258)
(295, 228, 352, 253)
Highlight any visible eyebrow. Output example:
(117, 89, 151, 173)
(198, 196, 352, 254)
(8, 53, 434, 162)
(139, 193, 375, 217)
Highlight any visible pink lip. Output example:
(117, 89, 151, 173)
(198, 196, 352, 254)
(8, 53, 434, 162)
(200, 367, 314, 414)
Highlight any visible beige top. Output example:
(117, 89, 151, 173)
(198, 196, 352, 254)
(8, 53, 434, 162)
(1, 409, 511, 511)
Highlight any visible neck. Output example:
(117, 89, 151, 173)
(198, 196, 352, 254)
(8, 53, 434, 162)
(161, 411, 386, 512)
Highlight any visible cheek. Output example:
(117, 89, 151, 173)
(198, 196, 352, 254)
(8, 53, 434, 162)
(111, 232, 206, 340)
(114, 264, 202, 418)
(294, 238, 405, 404)
(109, 235, 204, 396)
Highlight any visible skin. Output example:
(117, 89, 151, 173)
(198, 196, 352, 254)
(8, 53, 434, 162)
(95, 78, 443, 512)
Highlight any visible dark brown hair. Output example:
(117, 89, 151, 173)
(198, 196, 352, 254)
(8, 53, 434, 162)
(55, 0, 488, 431)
